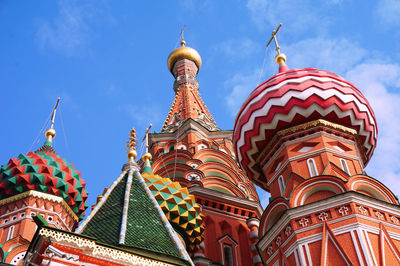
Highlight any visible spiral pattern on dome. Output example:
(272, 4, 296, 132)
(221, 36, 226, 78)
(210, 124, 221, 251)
(233, 68, 377, 185)
(0, 142, 88, 219)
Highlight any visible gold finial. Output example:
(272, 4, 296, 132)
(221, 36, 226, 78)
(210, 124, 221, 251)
(267, 23, 287, 65)
(180, 25, 186, 47)
(126, 127, 138, 162)
(45, 97, 60, 143)
(142, 124, 152, 163)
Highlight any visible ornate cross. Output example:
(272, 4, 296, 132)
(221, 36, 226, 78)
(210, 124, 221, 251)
(179, 25, 187, 45)
(318, 212, 328, 221)
(50, 97, 60, 129)
(299, 217, 309, 227)
(267, 23, 282, 55)
(338, 206, 349, 216)
(142, 124, 152, 153)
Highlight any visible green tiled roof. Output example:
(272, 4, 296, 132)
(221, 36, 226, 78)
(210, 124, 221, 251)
(82, 171, 190, 265)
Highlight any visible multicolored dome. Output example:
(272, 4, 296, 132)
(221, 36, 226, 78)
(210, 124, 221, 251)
(0, 140, 88, 220)
(142, 168, 204, 252)
(233, 67, 377, 183)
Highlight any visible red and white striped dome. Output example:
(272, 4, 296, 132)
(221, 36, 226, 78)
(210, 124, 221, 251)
(233, 68, 377, 184)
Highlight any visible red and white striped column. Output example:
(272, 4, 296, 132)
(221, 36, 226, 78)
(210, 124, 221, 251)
(247, 218, 263, 266)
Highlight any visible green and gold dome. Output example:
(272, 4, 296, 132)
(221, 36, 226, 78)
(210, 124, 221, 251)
(0, 129, 88, 220)
(141, 152, 204, 252)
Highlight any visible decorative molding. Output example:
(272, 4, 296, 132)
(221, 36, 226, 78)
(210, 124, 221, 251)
(0, 190, 78, 222)
(258, 191, 400, 250)
(189, 186, 263, 216)
(39, 228, 173, 265)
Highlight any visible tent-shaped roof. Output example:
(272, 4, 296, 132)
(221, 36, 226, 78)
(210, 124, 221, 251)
(76, 162, 192, 265)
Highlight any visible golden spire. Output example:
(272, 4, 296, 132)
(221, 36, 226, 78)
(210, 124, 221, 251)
(126, 127, 138, 162)
(45, 97, 60, 143)
(142, 124, 153, 164)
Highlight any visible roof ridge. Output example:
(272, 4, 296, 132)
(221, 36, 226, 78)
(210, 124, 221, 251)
(76, 170, 127, 233)
(77, 169, 193, 265)
(134, 170, 193, 264)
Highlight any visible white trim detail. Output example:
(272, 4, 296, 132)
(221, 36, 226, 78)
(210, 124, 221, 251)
(340, 158, 350, 175)
(307, 158, 318, 177)
(278, 175, 285, 196)
(6, 225, 14, 241)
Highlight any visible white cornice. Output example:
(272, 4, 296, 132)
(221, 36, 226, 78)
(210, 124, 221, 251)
(258, 191, 400, 249)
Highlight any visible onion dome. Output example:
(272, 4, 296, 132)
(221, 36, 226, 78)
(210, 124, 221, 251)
(167, 40, 202, 74)
(0, 130, 88, 220)
(233, 61, 377, 186)
(141, 153, 204, 252)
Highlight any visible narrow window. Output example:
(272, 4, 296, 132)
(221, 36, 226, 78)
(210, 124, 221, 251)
(7, 225, 14, 241)
(224, 244, 234, 266)
(278, 175, 285, 196)
(169, 145, 175, 152)
(340, 159, 350, 175)
(307, 158, 318, 177)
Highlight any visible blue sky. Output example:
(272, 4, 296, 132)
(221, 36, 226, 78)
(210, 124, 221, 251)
(1, 0, 400, 210)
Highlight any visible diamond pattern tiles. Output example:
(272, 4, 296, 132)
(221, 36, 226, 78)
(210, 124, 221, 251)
(0, 142, 88, 220)
(142, 172, 204, 251)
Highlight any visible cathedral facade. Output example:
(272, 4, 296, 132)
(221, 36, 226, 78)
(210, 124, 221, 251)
(0, 33, 400, 266)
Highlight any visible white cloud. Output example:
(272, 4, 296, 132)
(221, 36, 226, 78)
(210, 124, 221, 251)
(223, 37, 367, 116)
(36, 0, 93, 55)
(213, 38, 261, 60)
(246, 0, 338, 35)
(346, 63, 400, 196)
(282, 37, 368, 74)
(119, 104, 164, 126)
(224, 69, 260, 116)
(375, 0, 400, 27)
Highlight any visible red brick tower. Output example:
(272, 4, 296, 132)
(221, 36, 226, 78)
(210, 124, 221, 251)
(0, 100, 88, 265)
(233, 36, 400, 265)
(148, 38, 263, 265)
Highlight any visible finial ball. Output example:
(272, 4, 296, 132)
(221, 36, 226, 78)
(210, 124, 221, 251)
(142, 152, 152, 161)
(45, 128, 56, 138)
(275, 53, 286, 65)
(127, 149, 137, 161)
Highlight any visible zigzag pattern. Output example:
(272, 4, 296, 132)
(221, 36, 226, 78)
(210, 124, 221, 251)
(233, 68, 377, 188)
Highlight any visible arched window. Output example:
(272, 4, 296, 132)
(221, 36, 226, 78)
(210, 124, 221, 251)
(7, 225, 14, 241)
(197, 143, 208, 151)
(176, 144, 187, 150)
(224, 245, 234, 266)
(169, 145, 175, 152)
(340, 159, 350, 175)
(278, 175, 285, 196)
(307, 158, 318, 177)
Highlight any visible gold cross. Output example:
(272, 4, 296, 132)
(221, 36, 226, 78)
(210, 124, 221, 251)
(179, 25, 187, 46)
(267, 23, 282, 55)
(142, 124, 152, 153)
(180, 26, 186, 42)
(50, 97, 60, 129)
